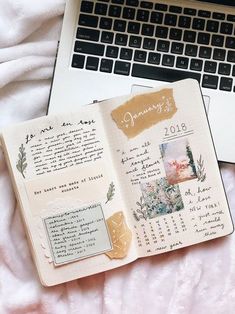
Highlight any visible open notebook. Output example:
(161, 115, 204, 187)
(0, 79, 233, 286)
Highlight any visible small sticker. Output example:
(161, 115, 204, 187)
(105, 211, 132, 259)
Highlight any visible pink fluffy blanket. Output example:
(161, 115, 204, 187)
(1, 1, 235, 313)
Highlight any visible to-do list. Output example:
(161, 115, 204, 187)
(44, 203, 112, 266)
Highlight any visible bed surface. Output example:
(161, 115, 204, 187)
(1, 1, 235, 313)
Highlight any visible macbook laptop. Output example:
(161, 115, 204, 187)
(48, 0, 235, 163)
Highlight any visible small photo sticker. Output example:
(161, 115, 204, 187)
(160, 138, 197, 185)
(140, 177, 184, 219)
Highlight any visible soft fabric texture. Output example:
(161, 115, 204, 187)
(1, 1, 235, 313)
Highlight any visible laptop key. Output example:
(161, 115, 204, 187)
(178, 16, 191, 28)
(148, 52, 161, 65)
(176, 57, 189, 69)
(197, 32, 210, 45)
(114, 20, 126, 32)
(225, 37, 235, 49)
(162, 55, 175, 67)
(211, 35, 224, 47)
(129, 35, 142, 48)
(199, 46, 212, 59)
(183, 8, 196, 16)
(72, 54, 85, 68)
(157, 40, 170, 52)
(112, 0, 124, 3)
(155, 4, 167, 11)
(198, 10, 211, 18)
(137, 9, 150, 22)
(79, 14, 98, 28)
(218, 63, 231, 76)
(80, 1, 94, 13)
(115, 33, 128, 45)
(95, 3, 108, 15)
(190, 59, 203, 71)
(183, 30, 196, 43)
(100, 17, 113, 30)
(123, 7, 136, 20)
(213, 48, 226, 61)
(128, 22, 140, 34)
(142, 24, 154, 36)
(143, 38, 156, 50)
(150, 12, 163, 24)
(141, 1, 153, 9)
(169, 28, 182, 41)
(169, 6, 182, 14)
(86, 56, 99, 71)
(77, 28, 100, 41)
(120, 48, 133, 60)
(101, 31, 114, 43)
(114, 61, 131, 75)
(106, 46, 119, 58)
(220, 22, 233, 35)
(220, 77, 233, 91)
(202, 74, 218, 89)
(100, 58, 113, 73)
(206, 20, 219, 33)
(75, 41, 105, 56)
(132, 64, 201, 82)
(227, 14, 235, 22)
(126, 0, 139, 6)
(227, 51, 235, 63)
(164, 14, 177, 27)
(171, 42, 184, 54)
(109, 5, 122, 17)
(212, 12, 225, 20)
(232, 65, 235, 76)
(134, 50, 147, 62)
(204, 61, 217, 73)
(155, 26, 168, 38)
(185, 44, 198, 57)
(192, 18, 205, 31)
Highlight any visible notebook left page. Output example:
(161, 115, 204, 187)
(1, 106, 138, 286)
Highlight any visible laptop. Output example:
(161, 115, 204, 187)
(48, 0, 235, 163)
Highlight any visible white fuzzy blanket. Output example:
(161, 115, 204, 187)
(1, 1, 235, 313)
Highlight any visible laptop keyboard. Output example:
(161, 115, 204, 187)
(72, 0, 235, 92)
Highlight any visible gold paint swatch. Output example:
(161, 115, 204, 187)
(105, 211, 132, 259)
(111, 89, 177, 138)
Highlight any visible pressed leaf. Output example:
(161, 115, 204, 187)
(16, 144, 27, 178)
(105, 182, 115, 204)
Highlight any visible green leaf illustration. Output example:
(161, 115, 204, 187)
(197, 155, 206, 182)
(16, 144, 27, 179)
(105, 182, 115, 204)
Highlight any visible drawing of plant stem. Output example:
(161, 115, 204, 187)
(133, 196, 148, 221)
(197, 155, 206, 182)
(105, 182, 115, 204)
(16, 144, 27, 178)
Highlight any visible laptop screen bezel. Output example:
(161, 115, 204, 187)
(197, 0, 235, 7)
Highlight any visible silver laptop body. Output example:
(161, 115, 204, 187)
(48, 0, 235, 163)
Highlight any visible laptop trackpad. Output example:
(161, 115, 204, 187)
(131, 84, 210, 113)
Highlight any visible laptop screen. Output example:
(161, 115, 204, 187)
(198, 0, 235, 6)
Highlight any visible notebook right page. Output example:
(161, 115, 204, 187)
(99, 78, 234, 258)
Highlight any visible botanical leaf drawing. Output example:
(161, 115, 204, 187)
(16, 144, 27, 178)
(133, 196, 148, 221)
(197, 155, 206, 182)
(105, 182, 115, 204)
